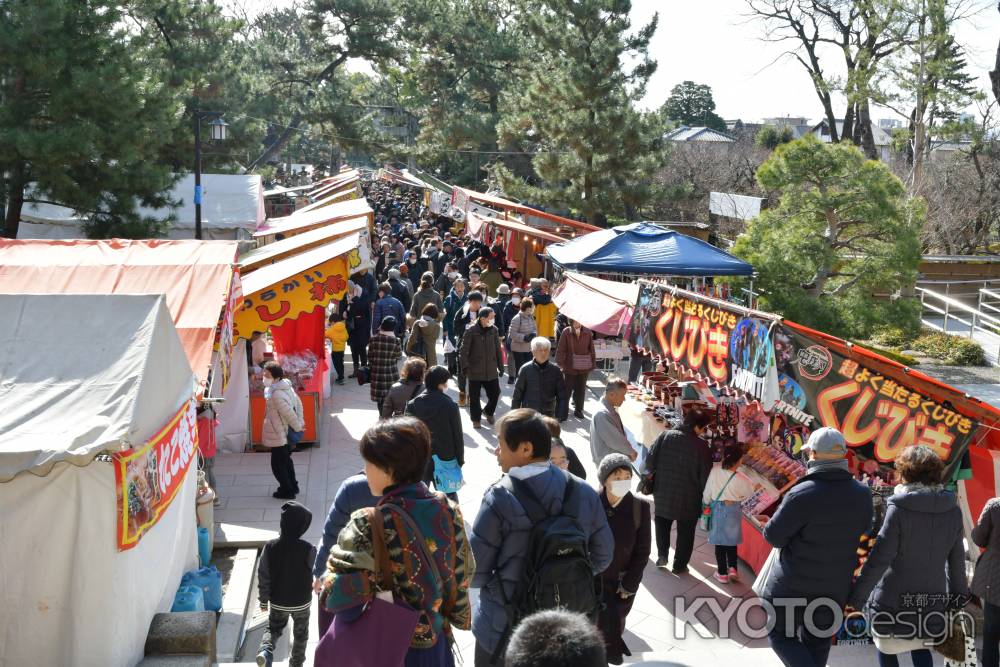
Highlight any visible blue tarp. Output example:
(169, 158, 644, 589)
(545, 222, 753, 277)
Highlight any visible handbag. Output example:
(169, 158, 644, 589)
(700, 471, 737, 532)
(356, 366, 371, 386)
(409, 330, 427, 359)
(314, 507, 420, 667)
(287, 425, 305, 446)
(432, 455, 464, 494)
(751, 547, 781, 598)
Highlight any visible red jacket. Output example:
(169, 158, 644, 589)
(555, 326, 596, 376)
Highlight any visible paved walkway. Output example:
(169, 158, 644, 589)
(213, 356, 916, 665)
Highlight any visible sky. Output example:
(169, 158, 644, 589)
(630, 0, 1000, 123)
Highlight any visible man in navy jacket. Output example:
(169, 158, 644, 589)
(469, 409, 613, 666)
(760, 427, 873, 667)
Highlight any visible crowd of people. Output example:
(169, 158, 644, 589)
(250, 175, 1000, 667)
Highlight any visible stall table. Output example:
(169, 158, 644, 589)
(250, 391, 320, 446)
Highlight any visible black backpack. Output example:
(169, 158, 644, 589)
(498, 471, 600, 639)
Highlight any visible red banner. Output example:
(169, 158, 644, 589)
(114, 400, 199, 551)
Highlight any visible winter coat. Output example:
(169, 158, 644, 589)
(533, 301, 557, 339)
(848, 485, 968, 636)
(367, 333, 402, 405)
(500, 300, 519, 340)
(555, 326, 596, 376)
(442, 289, 467, 343)
(647, 426, 712, 520)
(406, 317, 440, 367)
(262, 379, 304, 448)
(405, 388, 464, 465)
(373, 295, 406, 336)
(388, 277, 412, 314)
(478, 270, 503, 296)
(469, 464, 614, 654)
(507, 312, 537, 353)
(313, 473, 378, 578)
(599, 490, 652, 594)
(493, 296, 512, 336)
(325, 321, 348, 353)
(259, 502, 315, 609)
(380, 378, 425, 419)
(453, 304, 480, 345)
(761, 465, 873, 606)
(345, 297, 371, 348)
(589, 398, 633, 464)
(511, 359, 568, 420)
(459, 322, 504, 382)
(410, 286, 443, 319)
(973, 498, 1000, 605)
(324, 483, 474, 650)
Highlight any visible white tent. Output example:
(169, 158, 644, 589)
(0, 293, 199, 667)
(16, 173, 265, 241)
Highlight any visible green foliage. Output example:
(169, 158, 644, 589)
(755, 125, 794, 150)
(494, 0, 667, 224)
(734, 135, 923, 338)
(855, 343, 919, 367)
(870, 325, 917, 348)
(661, 81, 727, 132)
(912, 331, 986, 366)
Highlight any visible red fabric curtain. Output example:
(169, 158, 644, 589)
(271, 306, 328, 371)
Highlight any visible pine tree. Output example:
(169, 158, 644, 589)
(662, 81, 728, 132)
(493, 0, 665, 225)
(0, 0, 183, 238)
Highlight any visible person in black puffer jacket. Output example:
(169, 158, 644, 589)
(257, 501, 315, 667)
(975, 495, 1000, 667)
(405, 365, 464, 501)
(511, 336, 568, 421)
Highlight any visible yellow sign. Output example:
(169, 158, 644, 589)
(233, 255, 349, 339)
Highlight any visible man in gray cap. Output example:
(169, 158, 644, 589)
(760, 427, 873, 667)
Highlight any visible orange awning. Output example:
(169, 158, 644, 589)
(457, 187, 600, 233)
(0, 239, 238, 386)
(254, 197, 373, 239)
(239, 217, 368, 272)
(467, 211, 566, 244)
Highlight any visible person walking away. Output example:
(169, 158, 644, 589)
(555, 320, 595, 420)
(318, 418, 474, 666)
(493, 284, 512, 338)
(257, 501, 314, 667)
(589, 378, 635, 464)
(373, 282, 406, 337)
(406, 365, 464, 502)
(646, 408, 712, 573)
(543, 417, 587, 480)
(511, 337, 568, 421)
(411, 272, 444, 322)
(702, 442, 755, 583)
(760, 427, 873, 667)
(312, 473, 378, 637)
(453, 290, 485, 407)
(442, 279, 468, 392)
(381, 357, 427, 419)
(502, 288, 523, 382)
(459, 306, 504, 429)
(325, 312, 348, 386)
(974, 492, 1000, 667)
(262, 361, 305, 500)
(507, 297, 537, 376)
(345, 285, 371, 376)
(469, 409, 613, 666)
(503, 610, 607, 667)
(407, 303, 442, 367)
(847, 445, 968, 667)
(595, 454, 651, 665)
(528, 279, 557, 346)
(367, 317, 403, 409)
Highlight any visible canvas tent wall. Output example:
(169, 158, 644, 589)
(16, 174, 265, 240)
(0, 293, 198, 667)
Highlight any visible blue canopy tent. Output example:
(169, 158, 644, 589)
(545, 222, 753, 277)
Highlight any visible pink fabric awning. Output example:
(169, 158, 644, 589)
(552, 272, 639, 336)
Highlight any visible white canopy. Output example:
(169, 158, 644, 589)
(17, 174, 265, 240)
(0, 293, 195, 482)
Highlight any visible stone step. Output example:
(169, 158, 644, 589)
(144, 611, 216, 662)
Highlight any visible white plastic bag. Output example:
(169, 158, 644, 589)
(443, 338, 456, 354)
(751, 547, 780, 598)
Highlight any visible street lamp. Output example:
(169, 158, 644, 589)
(193, 109, 228, 240)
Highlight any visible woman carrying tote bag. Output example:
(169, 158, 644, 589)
(316, 418, 473, 667)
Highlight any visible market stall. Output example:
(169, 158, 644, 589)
(0, 294, 199, 667)
(234, 234, 360, 446)
(464, 210, 567, 284)
(625, 282, 1000, 574)
(253, 197, 374, 243)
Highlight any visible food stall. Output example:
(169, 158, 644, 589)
(253, 196, 374, 244)
(233, 234, 364, 446)
(625, 282, 1000, 574)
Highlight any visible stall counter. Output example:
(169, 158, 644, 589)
(250, 391, 320, 446)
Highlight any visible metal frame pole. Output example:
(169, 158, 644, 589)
(194, 110, 203, 240)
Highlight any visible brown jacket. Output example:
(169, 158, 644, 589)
(555, 326, 596, 376)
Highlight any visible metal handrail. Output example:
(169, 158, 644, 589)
(916, 287, 1000, 328)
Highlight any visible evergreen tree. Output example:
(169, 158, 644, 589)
(0, 0, 183, 238)
(734, 135, 923, 338)
(661, 81, 727, 132)
(493, 0, 665, 225)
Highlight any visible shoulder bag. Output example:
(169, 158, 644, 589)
(700, 472, 736, 532)
(432, 455, 464, 494)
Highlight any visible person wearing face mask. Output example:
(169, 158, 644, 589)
(507, 296, 537, 374)
(702, 441, 755, 584)
(595, 454, 651, 665)
(555, 319, 596, 420)
(261, 362, 305, 500)
(458, 306, 504, 429)
(501, 288, 523, 381)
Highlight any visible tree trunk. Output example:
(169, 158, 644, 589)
(857, 100, 877, 160)
(246, 112, 303, 173)
(329, 143, 342, 173)
(3, 159, 25, 239)
(843, 102, 856, 146)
